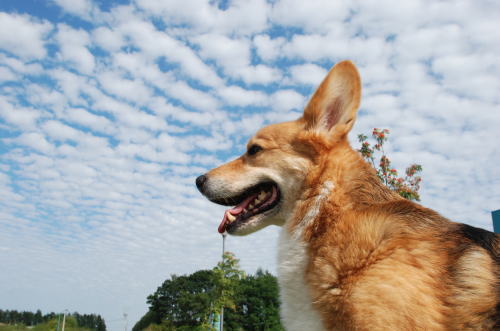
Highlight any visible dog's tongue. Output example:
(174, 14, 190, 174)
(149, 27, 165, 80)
(218, 192, 259, 233)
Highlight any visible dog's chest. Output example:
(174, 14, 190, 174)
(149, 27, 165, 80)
(278, 229, 325, 331)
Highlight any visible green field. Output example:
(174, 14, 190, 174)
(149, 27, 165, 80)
(0, 317, 92, 331)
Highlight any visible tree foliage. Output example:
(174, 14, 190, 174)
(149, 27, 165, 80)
(358, 128, 423, 201)
(135, 252, 283, 331)
(146, 269, 215, 330)
(211, 252, 246, 314)
(224, 269, 283, 331)
(0, 309, 105, 331)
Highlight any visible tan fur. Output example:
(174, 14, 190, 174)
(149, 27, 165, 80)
(198, 61, 500, 329)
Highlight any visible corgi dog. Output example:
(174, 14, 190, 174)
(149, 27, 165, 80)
(196, 61, 499, 330)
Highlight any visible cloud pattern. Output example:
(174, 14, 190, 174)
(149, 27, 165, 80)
(0, 0, 499, 328)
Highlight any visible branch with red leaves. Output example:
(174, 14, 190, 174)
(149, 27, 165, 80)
(357, 128, 423, 201)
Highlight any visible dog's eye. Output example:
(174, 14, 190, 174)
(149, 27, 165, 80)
(247, 144, 263, 156)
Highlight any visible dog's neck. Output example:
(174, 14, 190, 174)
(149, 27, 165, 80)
(287, 143, 400, 237)
(335, 147, 401, 208)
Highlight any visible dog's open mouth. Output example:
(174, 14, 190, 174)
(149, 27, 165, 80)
(215, 182, 280, 233)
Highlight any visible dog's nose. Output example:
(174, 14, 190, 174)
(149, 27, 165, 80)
(195, 175, 207, 192)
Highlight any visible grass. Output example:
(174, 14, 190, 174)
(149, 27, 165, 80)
(0, 318, 92, 331)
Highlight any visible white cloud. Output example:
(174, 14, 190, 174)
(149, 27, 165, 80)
(98, 71, 153, 104)
(56, 24, 95, 74)
(0, 54, 44, 75)
(194, 33, 281, 84)
(238, 65, 282, 85)
(53, 0, 97, 20)
(270, 89, 306, 113)
(42, 120, 84, 142)
(136, 0, 269, 35)
(12, 132, 54, 154)
(64, 107, 116, 135)
(0, 66, 16, 82)
(253, 35, 286, 62)
(217, 85, 268, 107)
(1, 1, 500, 330)
(120, 19, 224, 88)
(0, 98, 42, 130)
(271, 0, 349, 33)
(0, 13, 52, 59)
(92, 26, 124, 53)
(288, 63, 328, 86)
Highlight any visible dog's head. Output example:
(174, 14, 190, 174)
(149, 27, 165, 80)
(196, 60, 361, 235)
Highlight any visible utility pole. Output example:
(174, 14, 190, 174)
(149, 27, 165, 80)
(124, 313, 128, 331)
(56, 314, 61, 331)
(61, 310, 68, 331)
(220, 233, 227, 331)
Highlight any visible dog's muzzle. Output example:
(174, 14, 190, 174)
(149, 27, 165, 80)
(196, 174, 207, 193)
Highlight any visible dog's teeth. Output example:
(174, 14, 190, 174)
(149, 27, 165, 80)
(258, 191, 266, 199)
(248, 203, 254, 209)
(226, 212, 236, 222)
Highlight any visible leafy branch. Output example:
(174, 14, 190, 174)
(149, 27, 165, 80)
(357, 128, 423, 201)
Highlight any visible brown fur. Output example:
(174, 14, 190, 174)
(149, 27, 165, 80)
(198, 61, 499, 329)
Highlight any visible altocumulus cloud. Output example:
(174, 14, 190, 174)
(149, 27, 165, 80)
(0, 0, 499, 329)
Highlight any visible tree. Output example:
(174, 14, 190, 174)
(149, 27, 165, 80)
(224, 269, 283, 331)
(135, 252, 284, 331)
(211, 252, 246, 319)
(358, 128, 423, 201)
(0, 309, 106, 330)
(34, 310, 43, 325)
(146, 269, 216, 330)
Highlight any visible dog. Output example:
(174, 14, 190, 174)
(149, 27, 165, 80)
(196, 61, 499, 330)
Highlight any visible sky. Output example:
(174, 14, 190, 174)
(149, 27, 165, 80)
(0, 0, 499, 329)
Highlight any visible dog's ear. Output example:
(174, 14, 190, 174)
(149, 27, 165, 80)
(302, 60, 361, 136)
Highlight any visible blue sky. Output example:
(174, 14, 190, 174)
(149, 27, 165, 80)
(1, 0, 499, 329)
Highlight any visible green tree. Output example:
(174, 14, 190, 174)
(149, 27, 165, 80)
(134, 252, 284, 331)
(358, 128, 423, 201)
(211, 252, 246, 319)
(224, 269, 283, 331)
(146, 269, 215, 330)
(132, 311, 161, 331)
(34, 310, 43, 325)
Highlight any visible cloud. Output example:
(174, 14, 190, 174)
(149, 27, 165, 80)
(0, 98, 42, 130)
(11, 132, 54, 154)
(0, 12, 52, 59)
(64, 107, 116, 135)
(56, 24, 95, 75)
(287, 63, 328, 86)
(0, 1, 499, 330)
(136, 0, 269, 35)
(271, 0, 349, 33)
(0, 66, 15, 82)
(253, 34, 285, 62)
(53, 0, 94, 18)
(119, 19, 224, 88)
(270, 89, 306, 113)
(193, 33, 281, 84)
(218, 85, 268, 107)
(92, 26, 124, 53)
